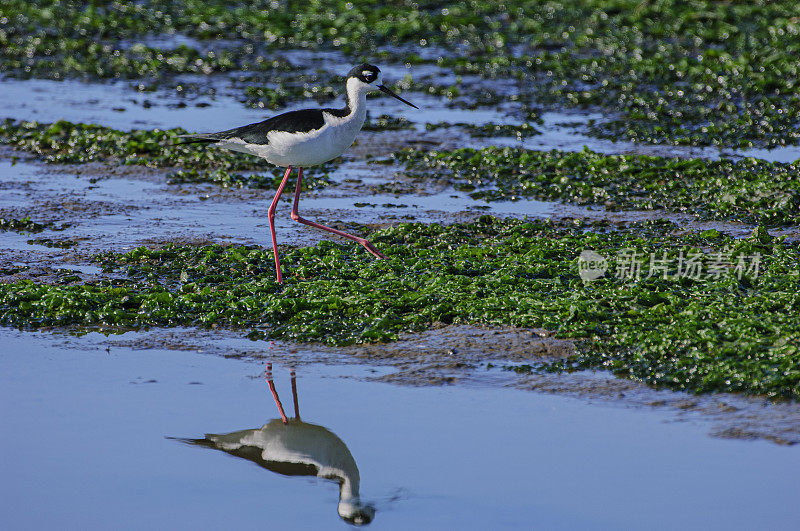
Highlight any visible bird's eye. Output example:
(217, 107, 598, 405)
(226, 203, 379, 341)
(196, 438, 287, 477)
(362, 70, 373, 80)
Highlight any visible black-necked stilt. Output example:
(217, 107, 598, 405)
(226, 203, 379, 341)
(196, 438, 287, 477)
(174, 364, 375, 525)
(178, 63, 418, 283)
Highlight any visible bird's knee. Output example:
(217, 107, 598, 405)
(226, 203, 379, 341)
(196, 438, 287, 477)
(290, 211, 301, 222)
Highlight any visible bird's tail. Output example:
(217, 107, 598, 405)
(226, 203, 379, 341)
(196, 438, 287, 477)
(165, 435, 218, 448)
(171, 133, 220, 146)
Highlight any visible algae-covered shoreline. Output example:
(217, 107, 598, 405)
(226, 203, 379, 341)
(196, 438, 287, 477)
(2, 217, 798, 399)
(2, 1, 799, 408)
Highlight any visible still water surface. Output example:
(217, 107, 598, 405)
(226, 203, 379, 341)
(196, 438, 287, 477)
(1, 331, 798, 530)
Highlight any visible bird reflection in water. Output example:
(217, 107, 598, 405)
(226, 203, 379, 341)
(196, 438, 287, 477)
(174, 363, 375, 526)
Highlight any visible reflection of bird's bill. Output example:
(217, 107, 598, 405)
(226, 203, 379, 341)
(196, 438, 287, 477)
(378, 85, 419, 109)
(369, 487, 411, 510)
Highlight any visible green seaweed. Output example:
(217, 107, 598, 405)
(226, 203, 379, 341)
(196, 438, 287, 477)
(0, 217, 798, 398)
(0, 119, 263, 169)
(3, 1, 800, 147)
(242, 85, 290, 110)
(27, 237, 78, 248)
(0, 217, 51, 233)
(396, 146, 800, 225)
(0, 120, 339, 189)
(363, 114, 415, 132)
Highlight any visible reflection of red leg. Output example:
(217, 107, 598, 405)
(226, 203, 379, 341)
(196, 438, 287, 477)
(268, 166, 294, 284)
(265, 363, 288, 424)
(290, 167, 386, 259)
(290, 368, 300, 421)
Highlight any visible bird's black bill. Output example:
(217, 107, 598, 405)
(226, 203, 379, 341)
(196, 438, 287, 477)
(378, 85, 419, 109)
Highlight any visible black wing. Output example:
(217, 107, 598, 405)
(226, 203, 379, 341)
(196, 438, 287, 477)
(170, 437, 320, 477)
(177, 108, 332, 145)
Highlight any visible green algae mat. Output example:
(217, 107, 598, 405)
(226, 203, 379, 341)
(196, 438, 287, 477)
(3, 1, 800, 148)
(0, 119, 334, 189)
(397, 146, 800, 225)
(4, 119, 800, 225)
(2, 218, 798, 399)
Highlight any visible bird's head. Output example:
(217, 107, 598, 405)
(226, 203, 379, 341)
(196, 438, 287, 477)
(338, 498, 376, 526)
(346, 63, 418, 109)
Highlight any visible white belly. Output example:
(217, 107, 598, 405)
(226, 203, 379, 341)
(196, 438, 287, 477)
(208, 419, 359, 481)
(216, 110, 366, 167)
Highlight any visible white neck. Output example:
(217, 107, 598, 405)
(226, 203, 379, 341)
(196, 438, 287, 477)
(338, 476, 371, 522)
(340, 475, 359, 501)
(345, 77, 369, 119)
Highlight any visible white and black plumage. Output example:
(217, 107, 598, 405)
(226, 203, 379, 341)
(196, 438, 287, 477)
(178, 64, 418, 282)
(173, 365, 375, 526)
(180, 420, 373, 526)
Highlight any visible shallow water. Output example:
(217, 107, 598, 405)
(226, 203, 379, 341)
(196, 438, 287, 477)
(1, 330, 798, 530)
(3, 76, 799, 163)
(0, 77, 269, 132)
(0, 157, 273, 251)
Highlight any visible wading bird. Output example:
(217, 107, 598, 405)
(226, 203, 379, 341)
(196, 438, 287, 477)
(174, 364, 375, 526)
(178, 64, 418, 283)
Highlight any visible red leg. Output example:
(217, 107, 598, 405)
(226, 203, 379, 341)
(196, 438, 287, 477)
(290, 368, 300, 421)
(265, 363, 288, 424)
(268, 166, 294, 283)
(290, 167, 386, 259)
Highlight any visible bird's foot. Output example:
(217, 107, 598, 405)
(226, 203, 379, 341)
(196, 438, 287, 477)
(362, 241, 387, 259)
